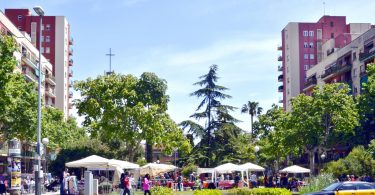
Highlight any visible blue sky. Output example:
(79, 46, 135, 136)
(2, 0, 375, 131)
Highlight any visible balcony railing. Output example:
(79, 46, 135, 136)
(278, 55, 283, 61)
(304, 77, 317, 88)
(278, 74, 283, 82)
(69, 49, 73, 55)
(278, 65, 283, 71)
(45, 74, 56, 85)
(45, 87, 56, 98)
(277, 45, 282, 50)
(359, 49, 375, 62)
(69, 92, 73, 98)
(69, 59, 73, 66)
(69, 70, 73, 77)
(68, 103, 73, 109)
(69, 80, 73, 88)
(321, 63, 352, 80)
(21, 53, 38, 70)
(69, 37, 74, 45)
(278, 85, 284, 92)
(22, 68, 38, 82)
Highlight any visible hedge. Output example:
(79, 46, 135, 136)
(228, 188, 292, 195)
(194, 189, 222, 195)
(150, 186, 173, 195)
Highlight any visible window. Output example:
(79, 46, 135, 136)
(331, 33, 334, 38)
(46, 36, 50, 43)
(303, 31, 308, 36)
(309, 42, 314, 48)
(46, 24, 50, 31)
(17, 15, 22, 21)
(340, 184, 356, 190)
(40, 47, 44, 53)
(41, 36, 44, 42)
(309, 31, 314, 36)
(355, 183, 374, 190)
(330, 21, 334, 27)
(304, 54, 309, 59)
(18, 26, 22, 31)
(304, 42, 308, 48)
(353, 52, 357, 61)
(46, 47, 50, 54)
(304, 64, 309, 70)
(310, 54, 315, 59)
(41, 25, 44, 30)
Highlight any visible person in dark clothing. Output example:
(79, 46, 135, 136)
(234, 174, 241, 188)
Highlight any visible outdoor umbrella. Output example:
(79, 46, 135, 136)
(279, 165, 310, 174)
(140, 163, 177, 176)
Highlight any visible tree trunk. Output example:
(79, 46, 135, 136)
(308, 150, 315, 176)
(146, 141, 153, 163)
(250, 115, 254, 138)
(206, 99, 211, 168)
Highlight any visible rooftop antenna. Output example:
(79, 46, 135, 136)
(323, 1, 326, 15)
(105, 48, 115, 75)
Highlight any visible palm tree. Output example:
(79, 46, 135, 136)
(241, 101, 262, 138)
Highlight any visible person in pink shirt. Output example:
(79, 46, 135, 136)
(143, 174, 151, 195)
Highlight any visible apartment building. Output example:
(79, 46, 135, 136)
(0, 11, 56, 107)
(5, 9, 73, 118)
(305, 27, 375, 96)
(278, 15, 371, 111)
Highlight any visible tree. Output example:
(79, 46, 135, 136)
(356, 62, 375, 145)
(181, 64, 239, 167)
(0, 35, 38, 141)
(241, 101, 262, 138)
(285, 83, 359, 175)
(74, 73, 191, 162)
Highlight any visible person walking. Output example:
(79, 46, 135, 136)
(143, 174, 151, 195)
(123, 172, 131, 195)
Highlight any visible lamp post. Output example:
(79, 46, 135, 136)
(320, 153, 326, 174)
(173, 148, 178, 167)
(33, 6, 44, 195)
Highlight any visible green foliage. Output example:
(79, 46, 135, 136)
(194, 189, 222, 195)
(182, 64, 241, 167)
(74, 73, 191, 162)
(150, 186, 173, 195)
(49, 137, 112, 176)
(241, 101, 262, 138)
(228, 188, 291, 195)
(323, 146, 375, 178)
(181, 163, 198, 178)
(0, 35, 38, 141)
(285, 83, 359, 173)
(136, 157, 147, 166)
(299, 173, 336, 194)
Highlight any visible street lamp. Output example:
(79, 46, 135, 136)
(42, 138, 49, 174)
(254, 146, 260, 163)
(173, 148, 178, 167)
(33, 5, 44, 195)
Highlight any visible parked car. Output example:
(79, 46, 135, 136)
(306, 181, 375, 195)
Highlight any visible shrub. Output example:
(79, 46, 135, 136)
(194, 189, 222, 195)
(150, 186, 173, 195)
(181, 163, 198, 178)
(299, 173, 336, 194)
(228, 188, 291, 195)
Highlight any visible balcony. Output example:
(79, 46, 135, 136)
(278, 65, 283, 72)
(278, 74, 284, 82)
(304, 76, 317, 91)
(69, 80, 73, 88)
(278, 85, 284, 92)
(278, 55, 283, 61)
(21, 53, 38, 70)
(278, 98, 283, 103)
(68, 103, 73, 109)
(45, 74, 56, 86)
(327, 48, 335, 56)
(69, 59, 73, 66)
(359, 49, 375, 62)
(45, 87, 56, 98)
(22, 68, 38, 82)
(69, 37, 74, 45)
(69, 48, 73, 56)
(321, 63, 352, 81)
(277, 45, 282, 50)
(69, 70, 73, 77)
(69, 91, 73, 98)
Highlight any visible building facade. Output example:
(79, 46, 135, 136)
(305, 27, 375, 97)
(0, 11, 55, 174)
(5, 9, 73, 118)
(278, 16, 371, 111)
